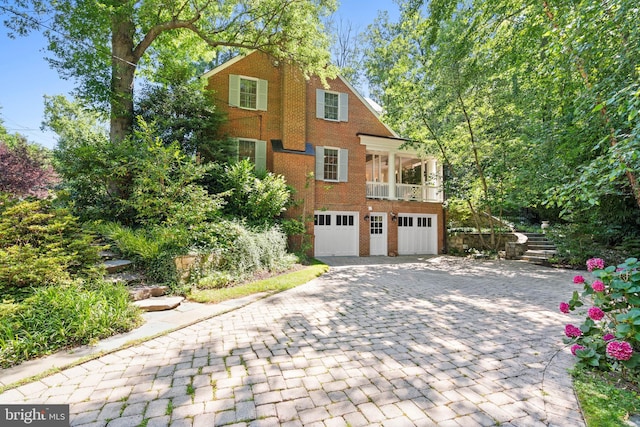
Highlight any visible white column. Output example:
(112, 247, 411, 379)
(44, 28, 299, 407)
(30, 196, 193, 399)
(431, 158, 441, 202)
(421, 159, 427, 201)
(388, 152, 396, 200)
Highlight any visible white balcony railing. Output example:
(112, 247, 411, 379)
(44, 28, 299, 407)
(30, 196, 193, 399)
(366, 182, 442, 202)
(366, 182, 390, 199)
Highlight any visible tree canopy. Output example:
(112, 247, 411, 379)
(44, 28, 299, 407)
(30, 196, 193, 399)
(363, 0, 640, 240)
(2, 0, 338, 143)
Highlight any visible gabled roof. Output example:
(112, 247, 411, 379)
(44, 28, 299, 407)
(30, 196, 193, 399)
(201, 51, 256, 80)
(201, 51, 399, 138)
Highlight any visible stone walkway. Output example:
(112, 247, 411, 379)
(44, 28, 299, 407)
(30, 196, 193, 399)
(0, 256, 585, 426)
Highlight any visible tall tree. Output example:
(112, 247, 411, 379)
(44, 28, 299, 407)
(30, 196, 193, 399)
(364, 0, 640, 242)
(2, 0, 338, 143)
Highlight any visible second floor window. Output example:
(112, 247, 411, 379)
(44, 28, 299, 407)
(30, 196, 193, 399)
(323, 148, 339, 181)
(316, 89, 348, 122)
(239, 78, 257, 109)
(324, 92, 339, 120)
(315, 146, 348, 182)
(229, 74, 268, 111)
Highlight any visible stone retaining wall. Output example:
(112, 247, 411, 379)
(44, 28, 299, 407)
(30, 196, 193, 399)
(448, 232, 527, 259)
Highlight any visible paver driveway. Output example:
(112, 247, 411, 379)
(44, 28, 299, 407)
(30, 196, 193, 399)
(0, 256, 586, 426)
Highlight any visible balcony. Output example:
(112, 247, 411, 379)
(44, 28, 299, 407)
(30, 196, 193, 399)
(366, 182, 442, 203)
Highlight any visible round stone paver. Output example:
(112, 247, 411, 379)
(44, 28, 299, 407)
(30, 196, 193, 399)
(0, 256, 585, 426)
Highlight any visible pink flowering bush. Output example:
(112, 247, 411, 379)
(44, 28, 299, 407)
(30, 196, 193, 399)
(560, 257, 640, 375)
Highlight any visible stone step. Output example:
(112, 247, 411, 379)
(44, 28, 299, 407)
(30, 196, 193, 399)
(106, 271, 144, 285)
(133, 296, 184, 312)
(99, 250, 119, 260)
(526, 237, 550, 242)
(528, 244, 557, 250)
(128, 285, 170, 301)
(524, 248, 557, 255)
(104, 259, 133, 274)
(520, 255, 551, 264)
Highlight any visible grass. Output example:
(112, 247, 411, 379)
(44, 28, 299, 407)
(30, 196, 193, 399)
(572, 368, 640, 426)
(188, 261, 329, 304)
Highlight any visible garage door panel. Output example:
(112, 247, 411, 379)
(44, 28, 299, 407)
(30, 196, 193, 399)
(314, 211, 359, 256)
(398, 214, 437, 255)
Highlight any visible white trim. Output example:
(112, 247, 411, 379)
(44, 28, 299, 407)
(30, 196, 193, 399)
(322, 146, 340, 182)
(322, 90, 341, 121)
(359, 134, 419, 155)
(201, 51, 255, 80)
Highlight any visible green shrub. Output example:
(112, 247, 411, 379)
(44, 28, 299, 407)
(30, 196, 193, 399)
(52, 110, 222, 227)
(547, 223, 638, 267)
(204, 160, 291, 227)
(192, 221, 296, 288)
(0, 199, 102, 297)
(0, 281, 141, 368)
(93, 221, 190, 285)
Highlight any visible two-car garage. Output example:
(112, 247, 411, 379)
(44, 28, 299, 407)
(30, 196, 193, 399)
(313, 210, 438, 257)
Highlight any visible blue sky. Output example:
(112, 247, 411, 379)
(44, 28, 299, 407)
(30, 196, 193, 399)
(0, 1, 399, 149)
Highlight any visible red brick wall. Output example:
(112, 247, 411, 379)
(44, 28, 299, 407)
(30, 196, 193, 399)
(281, 63, 307, 151)
(205, 51, 445, 255)
(306, 75, 394, 210)
(205, 52, 284, 170)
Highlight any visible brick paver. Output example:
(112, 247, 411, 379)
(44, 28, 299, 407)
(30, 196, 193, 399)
(0, 256, 585, 426)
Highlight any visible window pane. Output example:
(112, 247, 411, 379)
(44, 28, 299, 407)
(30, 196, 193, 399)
(324, 92, 339, 120)
(238, 140, 256, 164)
(324, 148, 338, 181)
(240, 78, 257, 109)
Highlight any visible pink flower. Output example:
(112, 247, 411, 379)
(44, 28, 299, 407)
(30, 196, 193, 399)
(606, 341, 633, 361)
(565, 324, 582, 338)
(571, 344, 585, 356)
(591, 280, 605, 292)
(573, 275, 585, 284)
(586, 258, 605, 272)
(559, 302, 570, 314)
(588, 306, 605, 321)
(603, 333, 615, 341)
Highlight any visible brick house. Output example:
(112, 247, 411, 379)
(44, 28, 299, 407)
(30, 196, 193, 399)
(203, 51, 444, 257)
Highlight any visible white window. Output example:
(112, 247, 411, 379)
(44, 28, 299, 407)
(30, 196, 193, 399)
(229, 75, 268, 111)
(235, 138, 267, 172)
(324, 92, 339, 120)
(239, 78, 257, 109)
(315, 147, 348, 182)
(316, 89, 348, 122)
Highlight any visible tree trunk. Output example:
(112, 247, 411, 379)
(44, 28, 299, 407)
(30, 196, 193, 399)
(110, 11, 137, 144)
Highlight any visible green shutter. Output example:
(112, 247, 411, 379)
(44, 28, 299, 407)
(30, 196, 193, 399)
(315, 146, 324, 180)
(257, 79, 268, 111)
(229, 75, 240, 107)
(316, 89, 325, 119)
(255, 140, 267, 172)
(339, 148, 348, 182)
(339, 93, 348, 122)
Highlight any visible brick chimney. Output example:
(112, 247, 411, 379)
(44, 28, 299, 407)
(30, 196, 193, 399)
(280, 62, 307, 151)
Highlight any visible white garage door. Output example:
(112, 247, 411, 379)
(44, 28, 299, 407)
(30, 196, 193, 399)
(314, 211, 359, 256)
(397, 214, 438, 255)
